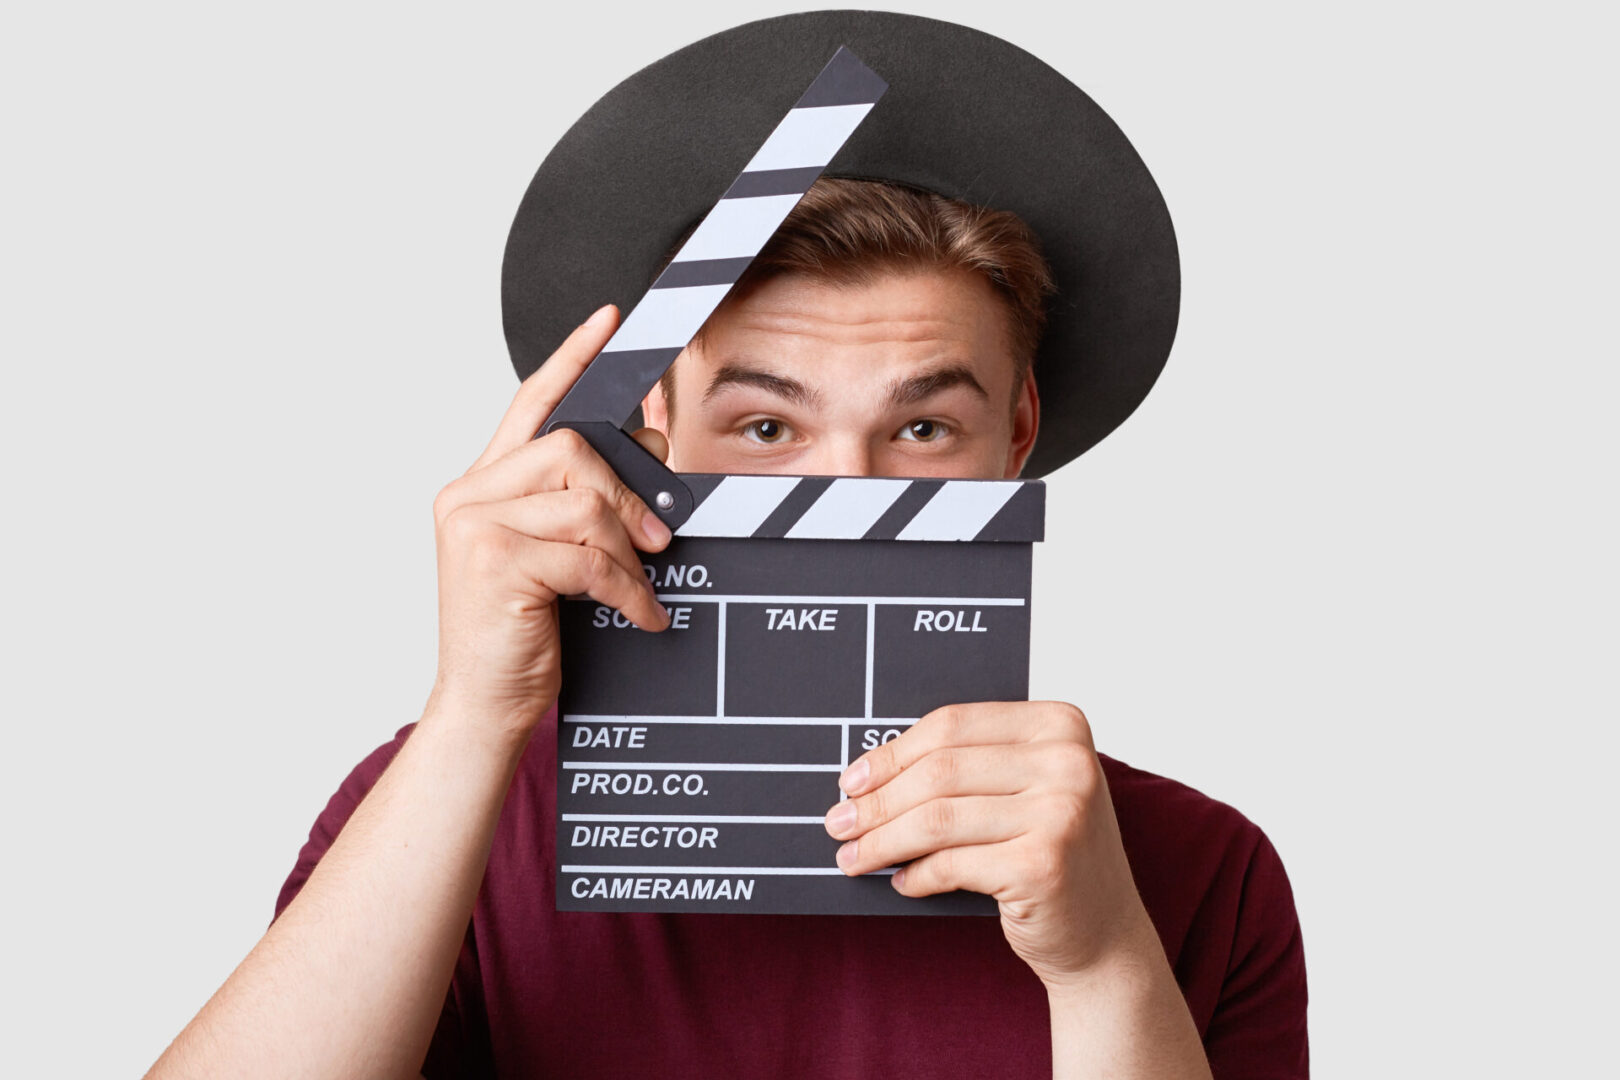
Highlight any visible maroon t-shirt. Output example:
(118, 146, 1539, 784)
(274, 714, 1308, 1078)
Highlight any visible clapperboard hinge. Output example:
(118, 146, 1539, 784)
(537, 47, 889, 533)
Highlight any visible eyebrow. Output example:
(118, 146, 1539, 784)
(884, 364, 990, 409)
(703, 363, 823, 410)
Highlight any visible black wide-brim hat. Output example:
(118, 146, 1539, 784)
(502, 10, 1180, 478)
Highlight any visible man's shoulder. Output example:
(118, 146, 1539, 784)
(1099, 751, 1269, 851)
(344, 721, 419, 785)
(1097, 752, 1294, 941)
(377, 720, 421, 766)
(1099, 754, 1308, 1068)
(273, 721, 421, 923)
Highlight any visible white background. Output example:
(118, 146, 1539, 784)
(2, 1, 1613, 1074)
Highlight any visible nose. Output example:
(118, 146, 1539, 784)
(811, 436, 876, 478)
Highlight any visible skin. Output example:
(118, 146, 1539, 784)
(641, 269, 1037, 480)
(145, 269, 1213, 1080)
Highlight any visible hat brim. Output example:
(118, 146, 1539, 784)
(501, 10, 1180, 477)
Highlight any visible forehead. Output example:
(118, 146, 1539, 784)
(678, 268, 1015, 380)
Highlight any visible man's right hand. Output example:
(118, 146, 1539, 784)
(145, 311, 671, 1079)
(428, 303, 672, 742)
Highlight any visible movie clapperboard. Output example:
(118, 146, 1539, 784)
(539, 48, 1045, 916)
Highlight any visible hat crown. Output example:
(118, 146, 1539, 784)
(503, 10, 1180, 476)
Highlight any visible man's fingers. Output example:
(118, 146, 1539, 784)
(827, 744, 1031, 842)
(503, 532, 670, 633)
(889, 842, 1009, 900)
(839, 701, 1092, 798)
(439, 428, 672, 553)
(469, 489, 653, 597)
(470, 303, 619, 471)
(831, 795, 1027, 878)
(838, 705, 1017, 797)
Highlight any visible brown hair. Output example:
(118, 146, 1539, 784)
(659, 176, 1055, 420)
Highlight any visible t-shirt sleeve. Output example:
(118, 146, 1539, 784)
(271, 722, 488, 1080)
(1203, 829, 1310, 1080)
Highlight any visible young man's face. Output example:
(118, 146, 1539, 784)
(639, 268, 1040, 480)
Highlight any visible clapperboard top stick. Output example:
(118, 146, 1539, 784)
(536, 46, 889, 532)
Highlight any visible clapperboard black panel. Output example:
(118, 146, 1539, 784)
(557, 476, 1044, 915)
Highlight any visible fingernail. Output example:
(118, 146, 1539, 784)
(585, 303, 614, 329)
(825, 801, 856, 836)
(892, 867, 907, 890)
(654, 601, 669, 626)
(839, 758, 870, 796)
(642, 512, 671, 546)
(836, 840, 859, 869)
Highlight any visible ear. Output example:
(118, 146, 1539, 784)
(1004, 368, 1040, 479)
(640, 375, 672, 438)
(639, 345, 692, 470)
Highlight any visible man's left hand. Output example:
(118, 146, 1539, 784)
(824, 701, 1160, 991)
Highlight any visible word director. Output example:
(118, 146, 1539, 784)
(569, 824, 720, 849)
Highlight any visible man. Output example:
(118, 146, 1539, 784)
(147, 14, 1306, 1080)
(147, 174, 1305, 1079)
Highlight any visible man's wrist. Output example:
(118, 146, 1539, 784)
(418, 688, 546, 768)
(1042, 915, 1213, 1080)
(1040, 909, 1169, 1004)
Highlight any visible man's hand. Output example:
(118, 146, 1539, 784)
(823, 701, 1156, 990)
(824, 702, 1213, 1077)
(429, 303, 672, 743)
(145, 304, 681, 1080)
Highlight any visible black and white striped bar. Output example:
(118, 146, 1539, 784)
(646, 47, 885, 297)
(549, 48, 887, 430)
(673, 475, 1045, 542)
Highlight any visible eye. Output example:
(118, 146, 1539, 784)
(743, 418, 790, 444)
(898, 419, 947, 442)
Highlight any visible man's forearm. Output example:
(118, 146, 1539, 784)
(146, 701, 531, 1080)
(1047, 927, 1214, 1080)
